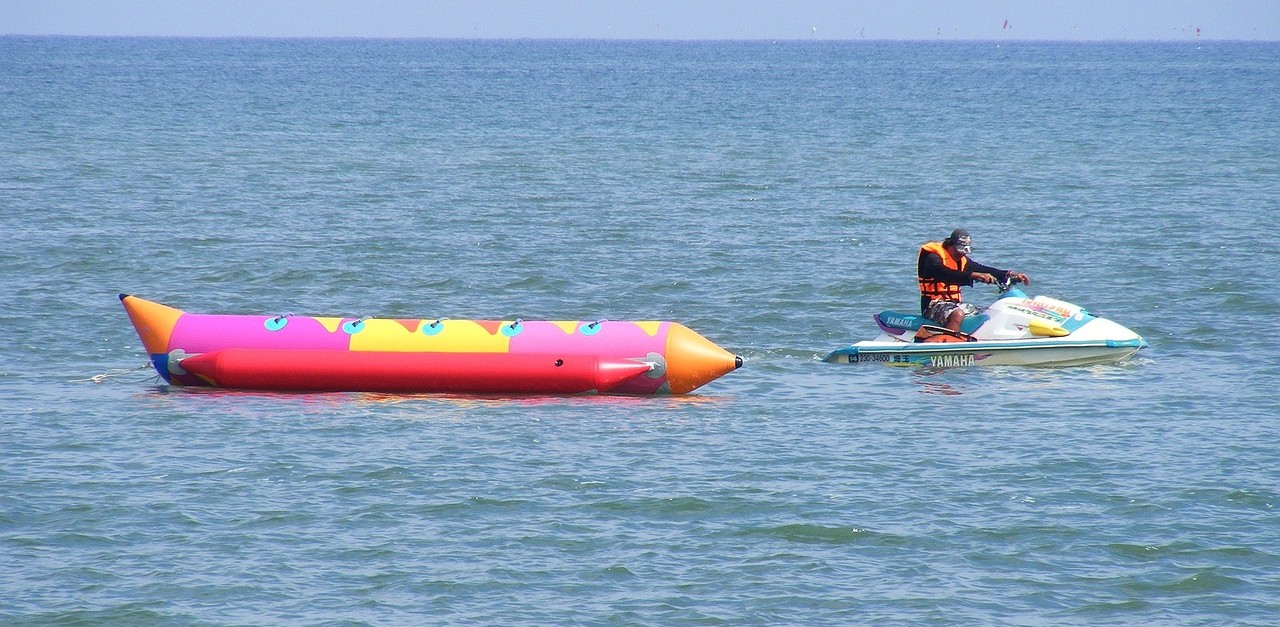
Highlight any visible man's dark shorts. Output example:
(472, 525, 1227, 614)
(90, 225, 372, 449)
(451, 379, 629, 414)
(924, 300, 979, 326)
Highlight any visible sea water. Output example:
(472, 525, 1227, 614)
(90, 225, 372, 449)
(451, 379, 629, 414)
(2, 38, 1279, 624)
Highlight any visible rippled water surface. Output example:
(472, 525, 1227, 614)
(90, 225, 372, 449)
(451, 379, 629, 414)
(2, 38, 1279, 624)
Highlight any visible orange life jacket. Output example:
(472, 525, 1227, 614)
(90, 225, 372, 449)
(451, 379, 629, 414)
(918, 241, 968, 303)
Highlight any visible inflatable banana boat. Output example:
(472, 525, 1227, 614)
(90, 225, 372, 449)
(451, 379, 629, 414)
(120, 295, 742, 395)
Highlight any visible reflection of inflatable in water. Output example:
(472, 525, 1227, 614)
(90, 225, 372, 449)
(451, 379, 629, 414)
(120, 295, 742, 396)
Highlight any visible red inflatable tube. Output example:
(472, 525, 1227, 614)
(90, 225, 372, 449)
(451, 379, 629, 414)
(179, 349, 656, 395)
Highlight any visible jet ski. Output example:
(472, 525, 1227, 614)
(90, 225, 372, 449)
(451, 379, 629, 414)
(824, 278, 1147, 367)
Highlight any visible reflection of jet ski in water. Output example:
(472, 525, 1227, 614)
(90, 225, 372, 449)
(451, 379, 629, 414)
(824, 278, 1147, 367)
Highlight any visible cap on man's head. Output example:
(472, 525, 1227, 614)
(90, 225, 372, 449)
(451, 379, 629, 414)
(947, 229, 972, 255)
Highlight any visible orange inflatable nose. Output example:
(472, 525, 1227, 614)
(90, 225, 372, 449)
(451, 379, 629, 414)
(119, 294, 184, 355)
(663, 323, 741, 394)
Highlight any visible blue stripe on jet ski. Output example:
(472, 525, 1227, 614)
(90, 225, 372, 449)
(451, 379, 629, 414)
(1107, 338, 1147, 348)
(852, 338, 1121, 353)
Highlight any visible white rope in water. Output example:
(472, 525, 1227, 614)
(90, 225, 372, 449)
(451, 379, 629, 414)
(74, 362, 154, 384)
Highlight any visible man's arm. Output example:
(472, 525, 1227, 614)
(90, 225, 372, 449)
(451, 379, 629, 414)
(966, 259, 1029, 285)
(965, 259, 1006, 283)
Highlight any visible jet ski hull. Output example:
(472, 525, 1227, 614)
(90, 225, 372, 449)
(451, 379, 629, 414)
(823, 337, 1147, 368)
(825, 289, 1147, 368)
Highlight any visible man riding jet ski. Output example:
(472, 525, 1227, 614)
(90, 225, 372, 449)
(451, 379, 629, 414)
(822, 229, 1146, 367)
(918, 228, 1029, 336)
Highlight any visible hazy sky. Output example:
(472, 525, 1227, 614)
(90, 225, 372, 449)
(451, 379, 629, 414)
(4, 0, 1278, 41)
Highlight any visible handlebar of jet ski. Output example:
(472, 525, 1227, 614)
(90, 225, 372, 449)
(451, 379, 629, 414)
(995, 275, 1025, 292)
